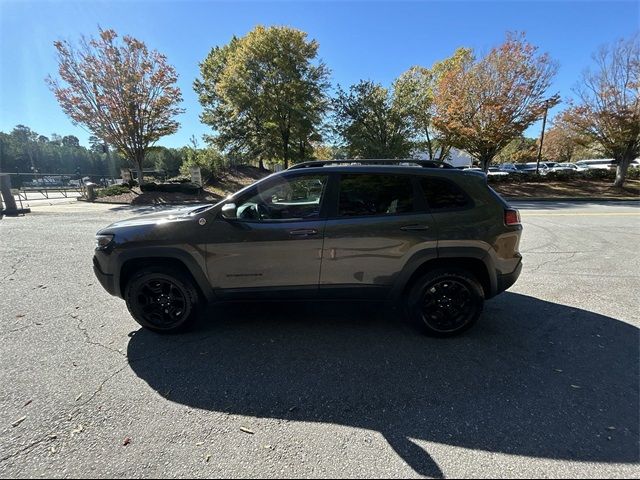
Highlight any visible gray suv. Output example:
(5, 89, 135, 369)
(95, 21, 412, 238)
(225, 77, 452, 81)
(93, 160, 523, 336)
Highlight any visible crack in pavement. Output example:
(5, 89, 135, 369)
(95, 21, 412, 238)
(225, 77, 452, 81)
(0, 312, 68, 339)
(0, 364, 130, 467)
(1, 311, 131, 466)
(71, 364, 130, 415)
(527, 251, 578, 274)
(0, 435, 56, 464)
(0, 255, 28, 284)
(73, 314, 127, 358)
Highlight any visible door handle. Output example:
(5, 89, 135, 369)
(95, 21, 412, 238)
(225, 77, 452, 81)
(400, 224, 430, 231)
(289, 228, 319, 236)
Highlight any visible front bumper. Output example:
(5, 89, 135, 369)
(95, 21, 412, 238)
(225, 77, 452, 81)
(93, 256, 117, 296)
(496, 259, 522, 294)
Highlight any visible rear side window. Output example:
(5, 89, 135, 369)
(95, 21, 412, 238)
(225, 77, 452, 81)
(338, 174, 414, 217)
(420, 177, 471, 210)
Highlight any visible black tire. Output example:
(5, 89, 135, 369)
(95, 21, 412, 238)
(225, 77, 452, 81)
(406, 268, 484, 337)
(124, 267, 200, 333)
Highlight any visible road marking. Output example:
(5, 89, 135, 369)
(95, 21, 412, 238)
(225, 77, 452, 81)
(523, 212, 640, 216)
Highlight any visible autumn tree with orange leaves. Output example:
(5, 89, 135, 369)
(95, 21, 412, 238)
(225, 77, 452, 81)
(433, 33, 559, 171)
(557, 35, 639, 187)
(47, 28, 184, 183)
(540, 124, 577, 163)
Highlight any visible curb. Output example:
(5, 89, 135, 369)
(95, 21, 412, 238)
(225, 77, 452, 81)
(78, 198, 213, 207)
(504, 197, 639, 202)
(79, 195, 640, 205)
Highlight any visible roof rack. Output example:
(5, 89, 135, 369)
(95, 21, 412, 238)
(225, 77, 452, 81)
(287, 159, 454, 170)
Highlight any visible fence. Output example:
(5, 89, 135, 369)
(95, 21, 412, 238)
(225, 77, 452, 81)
(5, 170, 168, 201)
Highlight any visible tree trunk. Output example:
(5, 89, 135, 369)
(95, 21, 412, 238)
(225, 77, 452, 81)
(479, 154, 493, 172)
(135, 157, 144, 185)
(613, 154, 632, 188)
(299, 139, 305, 161)
(283, 135, 291, 170)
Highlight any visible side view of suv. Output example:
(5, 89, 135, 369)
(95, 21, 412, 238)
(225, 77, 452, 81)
(93, 160, 523, 337)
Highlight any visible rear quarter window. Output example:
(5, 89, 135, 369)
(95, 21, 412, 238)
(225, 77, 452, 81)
(338, 173, 415, 217)
(420, 177, 472, 210)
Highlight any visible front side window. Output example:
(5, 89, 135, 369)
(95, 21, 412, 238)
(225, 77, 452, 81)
(420, 177, 471, 210)
(338, 174, 415, 217)
(236, 174, 328, 221)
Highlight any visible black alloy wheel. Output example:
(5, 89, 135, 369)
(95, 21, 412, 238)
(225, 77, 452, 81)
(125, 268, 199, 333)
(408, 268, 484, 337)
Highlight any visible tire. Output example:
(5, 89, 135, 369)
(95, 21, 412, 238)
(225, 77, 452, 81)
(406, 268, 484, 337)
(124, 267, 200, 333)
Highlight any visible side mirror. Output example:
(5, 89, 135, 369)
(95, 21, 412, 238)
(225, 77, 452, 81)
(221, 202, 237, 220)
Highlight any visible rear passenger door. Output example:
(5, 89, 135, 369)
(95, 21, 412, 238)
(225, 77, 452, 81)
(319, 173, 438, 297)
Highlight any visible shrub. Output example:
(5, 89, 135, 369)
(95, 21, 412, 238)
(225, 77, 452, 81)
(581, 169, 615, 181)
(627, 167, 640, 180)
(96, 184, 131, 198)
(545, 170, 578, 181)
(179, 147, 228, 183)
(164, 175, 193, 183)
(140, 182, 201, 194)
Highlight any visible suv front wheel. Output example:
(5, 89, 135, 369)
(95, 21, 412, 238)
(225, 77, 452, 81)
(407, 268, 484, 337)
(124, 267, 200, 333)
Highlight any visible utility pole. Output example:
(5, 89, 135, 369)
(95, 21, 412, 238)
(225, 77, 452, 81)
(536, 100, 550, 175)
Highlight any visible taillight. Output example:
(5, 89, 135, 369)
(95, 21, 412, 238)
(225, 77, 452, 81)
(504, 209, 521, 226)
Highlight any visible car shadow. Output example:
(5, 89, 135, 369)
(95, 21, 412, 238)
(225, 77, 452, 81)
(127, 293, 639, 477)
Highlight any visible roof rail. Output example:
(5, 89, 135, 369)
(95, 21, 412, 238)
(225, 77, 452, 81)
(287, 159, 454, 170)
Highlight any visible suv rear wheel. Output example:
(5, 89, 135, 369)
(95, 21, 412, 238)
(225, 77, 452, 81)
(407, 268, 484, 337)
(124, 267, 200, 333)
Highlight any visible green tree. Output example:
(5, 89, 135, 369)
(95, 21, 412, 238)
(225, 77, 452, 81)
(0, 125, 108, 178)
(333, 80, 413, 159)
(433, 33, 559, 171)
(393, 48, 473, 161)
(195, 26, 330, 169)
(47, 28, 184, 182)
(62, 135, 80, 148)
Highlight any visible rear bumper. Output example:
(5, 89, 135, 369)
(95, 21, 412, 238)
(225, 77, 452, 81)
(93, 256, 117, 296)
(496, 260, 522, 294)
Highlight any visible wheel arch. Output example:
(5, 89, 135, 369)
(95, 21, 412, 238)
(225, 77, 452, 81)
(393, 252, 496, 301)
(117, 250, 215, 302)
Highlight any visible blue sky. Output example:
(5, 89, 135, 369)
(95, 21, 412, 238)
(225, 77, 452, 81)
(1, 0, 638, 148)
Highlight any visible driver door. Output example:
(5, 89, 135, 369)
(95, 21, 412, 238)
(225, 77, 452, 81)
(206, 173, 329, 297)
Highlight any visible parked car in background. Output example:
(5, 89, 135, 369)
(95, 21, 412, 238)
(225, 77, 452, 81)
(546, 162, 585, 173)
(463, 167, 510, 177)
(499, 163, 533, 174)
(525, 162, 555, 174)
(487, 167, 510, 176)
(27, 176, 64, 187)
(575, 159, 616, 170)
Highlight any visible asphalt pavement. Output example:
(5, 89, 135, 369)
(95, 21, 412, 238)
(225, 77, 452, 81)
(0, 200, 638, 478)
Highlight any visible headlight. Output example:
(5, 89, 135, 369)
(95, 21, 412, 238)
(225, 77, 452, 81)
(95, 234, 114, 250)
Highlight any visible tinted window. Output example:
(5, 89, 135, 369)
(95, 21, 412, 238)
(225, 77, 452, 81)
(338, 174, 414, 217)
(420, 177, 471, 210)
(236, 174, 328, 221)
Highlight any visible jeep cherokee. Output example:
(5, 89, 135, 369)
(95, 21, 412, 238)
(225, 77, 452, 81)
(93, 160, 523, 336)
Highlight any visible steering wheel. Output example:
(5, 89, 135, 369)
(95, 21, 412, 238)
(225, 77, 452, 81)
(256, 203, 269, 220)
